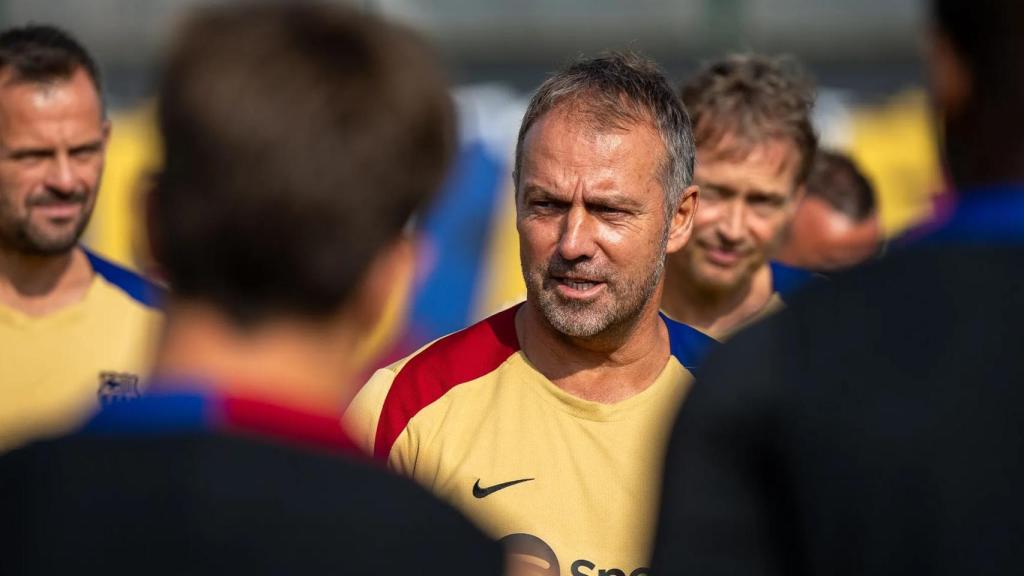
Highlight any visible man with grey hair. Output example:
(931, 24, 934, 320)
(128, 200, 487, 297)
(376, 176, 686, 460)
(346, 52, 715, 575)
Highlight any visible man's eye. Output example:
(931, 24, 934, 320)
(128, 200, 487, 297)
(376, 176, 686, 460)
(748, 196, 787, 217)
(749, 195, 785, 207)
(72, 147, 99, 158)
(532, 200, 566, 211)
(12, 152, 48, 162)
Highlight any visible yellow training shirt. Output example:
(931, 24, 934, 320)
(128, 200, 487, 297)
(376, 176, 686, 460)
(0, 249, 162, 450)
(346, 304, 716, 576)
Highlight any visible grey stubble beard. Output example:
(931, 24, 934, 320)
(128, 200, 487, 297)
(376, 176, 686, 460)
(525, 224, 669, 340)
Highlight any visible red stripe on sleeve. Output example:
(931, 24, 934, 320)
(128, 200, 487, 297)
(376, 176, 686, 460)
(373, 304, 521, 460)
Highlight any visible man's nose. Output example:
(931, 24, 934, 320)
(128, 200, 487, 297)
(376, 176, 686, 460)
(716, 199, 746, 243)
(44, 154, 77, 195)
(557, 205, 597, 261)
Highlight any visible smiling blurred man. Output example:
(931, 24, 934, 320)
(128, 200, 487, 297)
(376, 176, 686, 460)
(0, 25, 161, 450)
(346, 52, 715, 575)
(661, 55, 816, 339)
(653, 1, 1024, 573)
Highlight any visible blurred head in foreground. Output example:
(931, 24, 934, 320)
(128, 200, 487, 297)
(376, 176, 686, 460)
(0, 11, 508, 574)
(150, 1, 454, 407)
(931, 0, 1024, 189)
(652, 3, 1024, 575)
(778, 149, 881, 271)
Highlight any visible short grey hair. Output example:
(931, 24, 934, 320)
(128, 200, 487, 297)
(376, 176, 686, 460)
(513, 51, 695, 220)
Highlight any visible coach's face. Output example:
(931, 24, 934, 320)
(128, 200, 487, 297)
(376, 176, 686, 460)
(674, 135, 802, 293)
(0, 67, 108, 256)
(517, 107, 695, 339)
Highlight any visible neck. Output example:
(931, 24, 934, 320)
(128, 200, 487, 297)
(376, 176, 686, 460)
(0, 245, 93, 316)
(663, 263, 774, 339)
(516, 290, 671, 404)
(152, 302, 361, 415)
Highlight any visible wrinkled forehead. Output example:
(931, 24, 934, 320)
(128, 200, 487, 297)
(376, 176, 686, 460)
(0, 67, 103, 118)
(520, 107, 666, 187)
(552, 93, 657, 133)
(527, 99, 662, 144)
(525, 102, 664, 158)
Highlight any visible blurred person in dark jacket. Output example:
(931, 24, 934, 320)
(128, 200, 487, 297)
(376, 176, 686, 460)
(652, 1, 1024, 574)
(0, 3, 504, 575)
(661, 55, 817, 341)
(777, 149, 882, 271)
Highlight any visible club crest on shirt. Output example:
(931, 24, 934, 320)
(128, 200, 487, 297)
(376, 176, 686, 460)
(97, 371, 141, 405)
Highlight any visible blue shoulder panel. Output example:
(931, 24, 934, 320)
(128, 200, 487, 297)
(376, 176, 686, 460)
(83, 392, 210, 435)
(84, 248, 164, 308)
(921, 185, 1024, 245)
(662, 314, 718, 372)
(769, 261, 816, 299)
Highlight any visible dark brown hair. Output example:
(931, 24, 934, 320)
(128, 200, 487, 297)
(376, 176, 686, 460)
(0, 24, 103, 112)
(153, 2, 454, 325)
(681, 54, 816, 186)
(805, 150, 876, 221)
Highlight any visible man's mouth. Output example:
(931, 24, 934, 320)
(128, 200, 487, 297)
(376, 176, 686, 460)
(551, 275, 606, 298)
(704, 247, 743, 267)
(31, 202, 83, 221)
(696, 239, 748, 268)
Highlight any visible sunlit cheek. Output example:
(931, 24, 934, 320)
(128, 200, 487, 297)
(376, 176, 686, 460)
(0, 187, 17, 216)
(7, 162, 45, 182)
(9, 178, 39, 208)
(592, 227, 623, 259)
(596, 224, 657, 266)
(80, 161, 105, 185)
(693, 203, 725, 235)
(749, 213, 790, 247)
(518, 220, 561, 262)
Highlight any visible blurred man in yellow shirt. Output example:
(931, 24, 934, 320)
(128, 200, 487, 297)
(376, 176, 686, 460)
(0, 25, 161, 450)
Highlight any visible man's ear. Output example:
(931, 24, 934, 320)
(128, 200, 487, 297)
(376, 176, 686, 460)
(666, 184, 699, 254)
(346, 236, 417, 365)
